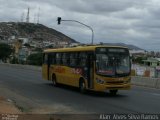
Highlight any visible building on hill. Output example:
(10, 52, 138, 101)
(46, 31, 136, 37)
(143, 57, 160, 67)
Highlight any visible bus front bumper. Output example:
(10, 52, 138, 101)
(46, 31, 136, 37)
(94, 83, 131, 92)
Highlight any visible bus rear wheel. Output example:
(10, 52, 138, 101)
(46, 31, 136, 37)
(109, 90, 118, 95)
(52, 74, 57, 86)
(79, 80, 86, 93)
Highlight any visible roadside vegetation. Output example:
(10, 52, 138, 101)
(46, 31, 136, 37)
(27, 52, 43, 66)
(0, 43, 13, 62)
(132, 56, 147, 65)
(0, 43, 43, 66)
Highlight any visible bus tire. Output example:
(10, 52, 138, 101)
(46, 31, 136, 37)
(79, 79, 86, 93)
(109, 90, 118, 95)
(52, 74, 57, 86)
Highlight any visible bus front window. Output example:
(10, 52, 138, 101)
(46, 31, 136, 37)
(116, 55, 130, 75)
(96, 48, 130, 77)
(96, 54, 115, 76)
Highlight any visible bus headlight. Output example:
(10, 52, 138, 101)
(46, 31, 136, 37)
(96, 78, 105, 84)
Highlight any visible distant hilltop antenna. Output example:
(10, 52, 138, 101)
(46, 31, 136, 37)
(26, 7, 30, 23)
(21, 12, 24, 22)
(34, 13, 36, 23)
(37, 7, 40, 24)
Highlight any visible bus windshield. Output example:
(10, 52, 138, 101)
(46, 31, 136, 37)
(96, 48, 130, 77)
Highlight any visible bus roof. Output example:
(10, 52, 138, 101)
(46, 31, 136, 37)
(43, 45, 128, 53)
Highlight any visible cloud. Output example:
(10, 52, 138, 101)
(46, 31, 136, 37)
(0, 0, 160, 51)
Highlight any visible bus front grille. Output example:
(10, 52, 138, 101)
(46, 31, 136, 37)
(106, 81, 124, 84)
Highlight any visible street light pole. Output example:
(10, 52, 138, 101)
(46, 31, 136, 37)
(57, 17, 94, 45)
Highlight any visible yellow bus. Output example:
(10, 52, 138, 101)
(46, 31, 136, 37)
(42, 45, 131, 95)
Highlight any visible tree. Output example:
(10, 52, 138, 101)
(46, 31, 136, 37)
(10, 56, 19, 64)
(0, 43, 13, 62)
(34, 47, 43, 52)
(27, 52, 42, 66)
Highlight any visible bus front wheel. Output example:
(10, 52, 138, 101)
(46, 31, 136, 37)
(52, 74, 57, 86)
(109, 90, 118, 95)
(79, 79, 86, 93)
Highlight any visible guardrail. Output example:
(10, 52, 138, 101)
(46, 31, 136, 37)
(131, 76, 160, 89)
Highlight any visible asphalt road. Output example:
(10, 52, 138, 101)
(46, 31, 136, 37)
(0, 64, 160, 114)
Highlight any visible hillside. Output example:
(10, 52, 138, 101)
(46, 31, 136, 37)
(103, 43, 144, 51)
(0, 22, 144, 50)
(0, 22, 77, 44)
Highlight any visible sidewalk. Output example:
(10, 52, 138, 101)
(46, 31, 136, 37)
(0, 96, 21, 114)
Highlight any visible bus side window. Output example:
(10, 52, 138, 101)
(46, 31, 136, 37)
(70, 52, 79, 67)
(79, 52, 87, 67)
(75, 53, 79, 66)
(62, 53, 65, 65)
(56, 53, 62, 65)
(51, 53, 56, 64)
(62, 53, 69, 66)
(70, 53, 75, 66)
(43, 53, 48, 64)
(66, 53, 70, 65)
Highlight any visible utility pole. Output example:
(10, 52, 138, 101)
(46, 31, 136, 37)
(57, 17, 94, 45)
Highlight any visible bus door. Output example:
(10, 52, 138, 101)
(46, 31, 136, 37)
(42, 53, 48, 80)
(42, 53, 51, 80)
(86, 52, 94, 89)
(48, 53, 52, 80)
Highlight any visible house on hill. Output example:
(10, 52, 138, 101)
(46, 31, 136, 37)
(143, 57, 160, 67)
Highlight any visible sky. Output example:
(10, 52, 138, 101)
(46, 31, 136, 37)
(0, 0, 160, 51)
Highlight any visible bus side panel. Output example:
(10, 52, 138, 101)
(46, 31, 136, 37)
(51, 65, 81, 87)
(66, 67, 81, 87)
(56, 72, 64, 83)
(58, 66, 70, 85)
(50, 65, 67, 84)
(58, 66, 80, 86)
